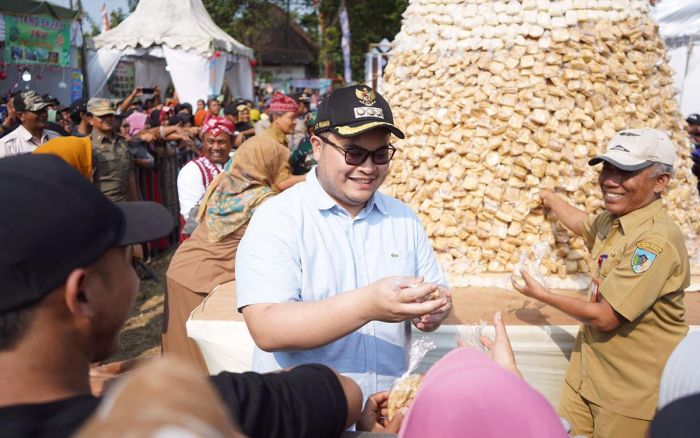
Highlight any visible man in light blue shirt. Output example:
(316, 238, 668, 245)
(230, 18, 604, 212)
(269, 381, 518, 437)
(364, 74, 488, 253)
(236, 85, 452, 399)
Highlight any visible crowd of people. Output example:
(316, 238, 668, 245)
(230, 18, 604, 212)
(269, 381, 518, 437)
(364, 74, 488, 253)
(1, 82, 699, 438)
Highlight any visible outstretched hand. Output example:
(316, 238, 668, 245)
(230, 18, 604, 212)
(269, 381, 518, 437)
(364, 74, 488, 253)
(459, 311, 521, 378)
(512, 269, 548, 300)
(356, 391, 405, 433)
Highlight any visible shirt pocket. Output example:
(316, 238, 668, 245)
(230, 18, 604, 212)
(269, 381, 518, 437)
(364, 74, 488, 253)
(599, 247, 622, 278)
(94, 148, 117, 174)
(381, 250, 416, 278)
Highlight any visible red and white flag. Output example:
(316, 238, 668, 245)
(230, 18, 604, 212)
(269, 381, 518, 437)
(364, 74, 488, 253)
(101, 3, 110, 33)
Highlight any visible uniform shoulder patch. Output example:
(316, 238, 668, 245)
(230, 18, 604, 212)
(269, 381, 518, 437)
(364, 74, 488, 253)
(636, 241, 662, 254)
(631, 242, 660, 274)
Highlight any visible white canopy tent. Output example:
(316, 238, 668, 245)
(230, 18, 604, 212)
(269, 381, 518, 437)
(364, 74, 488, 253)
(88, 0, 254, 105)
(653, 0, 700, 117)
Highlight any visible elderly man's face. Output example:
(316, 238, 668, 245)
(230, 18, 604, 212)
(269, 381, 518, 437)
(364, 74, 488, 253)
(273, 111, 297, 135)
(18, 108, 48, 131)
(89, 114, 116, 134)
(598, 162, 670, 217)
(311, 128, 392, 217)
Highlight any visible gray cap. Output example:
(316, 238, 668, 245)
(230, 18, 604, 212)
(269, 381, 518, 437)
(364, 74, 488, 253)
(589, 128, 676, 171)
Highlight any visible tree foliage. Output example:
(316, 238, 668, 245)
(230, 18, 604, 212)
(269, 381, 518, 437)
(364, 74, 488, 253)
(201, 0, 407, 81)
(301, 0, 408, 81)
(87, 0, 408, 81)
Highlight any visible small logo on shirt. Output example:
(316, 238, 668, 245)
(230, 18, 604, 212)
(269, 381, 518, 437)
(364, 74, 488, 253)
(390, 252, 399, 258)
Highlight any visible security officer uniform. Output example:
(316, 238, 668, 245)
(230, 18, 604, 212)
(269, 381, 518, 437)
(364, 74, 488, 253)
(91, 129, 133, 203)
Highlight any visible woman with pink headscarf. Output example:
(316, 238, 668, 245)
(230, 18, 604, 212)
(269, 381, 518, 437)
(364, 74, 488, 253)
(176, 116, 235, 241)
(397, 347, 568, 438)
(358, 312, 568, 437)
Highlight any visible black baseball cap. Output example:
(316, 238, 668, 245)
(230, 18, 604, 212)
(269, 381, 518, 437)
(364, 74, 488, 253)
(686, 114, 700, 126)
(314, 85, 404, 139)
(0, 154, 174, 314)
(69, 98, 88, 115)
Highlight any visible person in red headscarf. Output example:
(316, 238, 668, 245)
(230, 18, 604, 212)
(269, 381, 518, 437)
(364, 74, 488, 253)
(176, 116, 235, 241)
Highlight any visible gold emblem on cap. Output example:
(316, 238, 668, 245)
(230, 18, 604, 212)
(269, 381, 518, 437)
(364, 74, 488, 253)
(356, 88, 376, 106)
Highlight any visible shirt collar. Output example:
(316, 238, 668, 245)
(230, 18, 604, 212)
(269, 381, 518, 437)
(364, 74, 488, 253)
(264, 124, 288, 147)
(618, 198, 664, 233)
(17, 124, 51, 144)
(17, 125, 33, 142)
(306, 167, 388, 216)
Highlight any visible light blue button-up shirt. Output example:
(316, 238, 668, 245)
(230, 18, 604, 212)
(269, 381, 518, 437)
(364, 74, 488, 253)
(236, 168, 448, 399)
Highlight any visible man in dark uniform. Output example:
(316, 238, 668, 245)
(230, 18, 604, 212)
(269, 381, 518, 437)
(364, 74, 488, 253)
(87, 98, 138, 202)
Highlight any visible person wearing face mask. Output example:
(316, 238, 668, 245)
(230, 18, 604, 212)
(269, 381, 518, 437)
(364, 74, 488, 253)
(0, 91, 60, 158)
(235, 85, 452, 401)
(512, 128, 688, 438)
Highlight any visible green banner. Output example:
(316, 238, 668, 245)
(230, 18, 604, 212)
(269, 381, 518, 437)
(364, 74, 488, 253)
(4, 14, 71, 67)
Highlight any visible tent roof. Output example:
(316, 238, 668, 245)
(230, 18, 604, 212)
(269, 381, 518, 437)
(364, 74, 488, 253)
(653, 0, 700, 39)
(93, 0, 253, 59)
(0, 0, 77, 20)
(249, 3, 318, 66)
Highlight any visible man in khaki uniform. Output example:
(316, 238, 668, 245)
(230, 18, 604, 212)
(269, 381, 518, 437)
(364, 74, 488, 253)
(513, 128, 689, 438)
(87, 98, 138, 202)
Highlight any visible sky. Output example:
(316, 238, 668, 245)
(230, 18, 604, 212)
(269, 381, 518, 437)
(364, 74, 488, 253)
(46, 0, 131, 28)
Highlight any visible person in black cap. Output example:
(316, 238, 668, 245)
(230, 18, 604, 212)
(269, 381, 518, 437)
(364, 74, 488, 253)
(69, 98, 91, 137)
(686, 114, 700, 194)
(649, 393, 700, 438)
(0, 90, 60, 158)
(235, 85, 452, 400)
(0, 154, 361, 438)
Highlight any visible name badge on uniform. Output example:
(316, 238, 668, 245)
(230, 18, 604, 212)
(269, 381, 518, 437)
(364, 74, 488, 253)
(631, 242, 661, 274)
(588, 277, 601, 303)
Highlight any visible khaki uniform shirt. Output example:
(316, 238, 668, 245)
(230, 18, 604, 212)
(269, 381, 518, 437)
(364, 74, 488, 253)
(566, 199, 689, 420)
(91, 131, 133, 203)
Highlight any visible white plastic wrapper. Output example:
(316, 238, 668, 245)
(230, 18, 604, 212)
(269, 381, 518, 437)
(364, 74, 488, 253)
(457, 320, 488, 352)
(512, 241, 549, 289)
(387, 337, 437, 419)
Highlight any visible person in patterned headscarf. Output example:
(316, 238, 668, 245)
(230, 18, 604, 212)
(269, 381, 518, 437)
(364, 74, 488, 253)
(176, 116, 234, 241)
(163, 128, 304, 370)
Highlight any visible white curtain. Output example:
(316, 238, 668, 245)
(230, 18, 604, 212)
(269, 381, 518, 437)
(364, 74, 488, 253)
(88, 48, 123, 97)
(163, 46, 228, 107)
(134, 58, 171, 99)
(224, 59, 253, 101)
(682, 42, 700, 117)
(162, 47, 209, 106)
(233, 59, 254, 100)
(211, 54, 227, 99)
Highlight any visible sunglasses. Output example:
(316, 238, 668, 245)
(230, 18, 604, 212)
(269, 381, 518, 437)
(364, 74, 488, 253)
(316, 135, 396, 165)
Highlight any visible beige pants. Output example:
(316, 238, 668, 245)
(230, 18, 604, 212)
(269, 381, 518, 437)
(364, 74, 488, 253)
(558, 381, 651, 438)
(161, 277, 208, 372)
